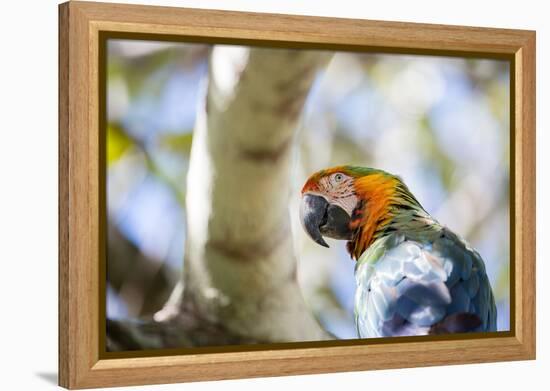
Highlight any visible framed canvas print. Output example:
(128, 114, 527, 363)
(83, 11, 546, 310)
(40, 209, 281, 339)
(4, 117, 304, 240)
(58, 1, 536, 389)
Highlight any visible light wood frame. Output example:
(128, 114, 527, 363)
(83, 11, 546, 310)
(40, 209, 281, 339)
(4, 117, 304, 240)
(59, 1, 536, 389)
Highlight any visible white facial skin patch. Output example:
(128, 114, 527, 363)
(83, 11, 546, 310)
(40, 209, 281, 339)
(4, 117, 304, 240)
(315, 173, 358, 217)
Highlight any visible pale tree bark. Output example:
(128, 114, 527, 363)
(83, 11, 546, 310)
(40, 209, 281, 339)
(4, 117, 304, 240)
(108, 46, 332, 350)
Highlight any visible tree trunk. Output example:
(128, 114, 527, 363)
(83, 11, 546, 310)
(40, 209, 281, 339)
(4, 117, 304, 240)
(108, 46, 332, 350)
(180, 46, 331, 343)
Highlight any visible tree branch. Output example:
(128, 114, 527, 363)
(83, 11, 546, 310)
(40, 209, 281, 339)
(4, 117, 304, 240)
(181, 46, 332, 343)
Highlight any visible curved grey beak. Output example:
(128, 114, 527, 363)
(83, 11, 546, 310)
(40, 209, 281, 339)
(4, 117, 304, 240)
(300, 194, 353, 248)
(300, 194, 330, 248)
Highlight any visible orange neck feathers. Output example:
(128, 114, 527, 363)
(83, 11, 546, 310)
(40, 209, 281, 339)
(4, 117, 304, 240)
(347, 173, 400, 260)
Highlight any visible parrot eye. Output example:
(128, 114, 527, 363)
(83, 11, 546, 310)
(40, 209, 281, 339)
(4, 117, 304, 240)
(334, 173, 343, 183)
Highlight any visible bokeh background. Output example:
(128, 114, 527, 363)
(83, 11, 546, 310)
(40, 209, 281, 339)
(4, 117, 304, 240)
(106, 39, 510, 339)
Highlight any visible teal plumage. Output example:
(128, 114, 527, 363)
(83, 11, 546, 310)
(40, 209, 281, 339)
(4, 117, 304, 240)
(354, 224, 497, 337)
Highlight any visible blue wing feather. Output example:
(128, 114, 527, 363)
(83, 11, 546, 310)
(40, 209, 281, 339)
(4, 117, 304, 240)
(355, 229, 497, 338)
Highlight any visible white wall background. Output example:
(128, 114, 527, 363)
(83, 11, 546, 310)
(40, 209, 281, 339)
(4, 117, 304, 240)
(0, 0, 546, 389)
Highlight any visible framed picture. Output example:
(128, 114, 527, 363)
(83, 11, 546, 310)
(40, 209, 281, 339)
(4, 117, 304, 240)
(59, 1, 536, 389)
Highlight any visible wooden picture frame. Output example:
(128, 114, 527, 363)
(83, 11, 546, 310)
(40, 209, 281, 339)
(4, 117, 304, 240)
(59, 1, 536, 389)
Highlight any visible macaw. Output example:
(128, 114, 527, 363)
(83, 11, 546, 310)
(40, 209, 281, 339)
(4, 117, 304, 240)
(300, 165, 497, 337)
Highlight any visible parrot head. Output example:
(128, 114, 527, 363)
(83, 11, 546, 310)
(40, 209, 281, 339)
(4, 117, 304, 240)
(300, 165, 424, 260)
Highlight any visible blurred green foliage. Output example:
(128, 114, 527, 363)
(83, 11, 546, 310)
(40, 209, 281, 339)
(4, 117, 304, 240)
(107, 123, 132, 165)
